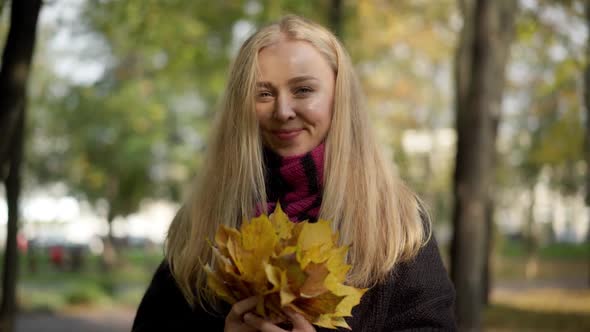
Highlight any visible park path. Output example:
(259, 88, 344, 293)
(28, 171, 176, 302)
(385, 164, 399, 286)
(16, 307, 135, 332)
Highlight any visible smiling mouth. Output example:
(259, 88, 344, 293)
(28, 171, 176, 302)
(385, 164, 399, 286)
(271, 129, 303, 140)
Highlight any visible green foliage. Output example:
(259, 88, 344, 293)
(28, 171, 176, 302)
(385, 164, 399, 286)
(64, 282, 109, 306)
(30, 82, 169, 219)
(503, 0, 587, 196)
(18, 289, 66, 313)
(86, 0, 244, 103)
(16, 248, 163, 311)
(114, 286, 147, 307)
(485, 302, 590, 332)
(500, 240, 590, 260)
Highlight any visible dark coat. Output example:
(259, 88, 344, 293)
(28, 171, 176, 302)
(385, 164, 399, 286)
(131, 235, 456, 332)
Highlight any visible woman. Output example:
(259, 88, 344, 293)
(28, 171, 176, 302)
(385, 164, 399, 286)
(132, 15, 456, 332)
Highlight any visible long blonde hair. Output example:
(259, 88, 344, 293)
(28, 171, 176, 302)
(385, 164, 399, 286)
(166, 15, 429, 310)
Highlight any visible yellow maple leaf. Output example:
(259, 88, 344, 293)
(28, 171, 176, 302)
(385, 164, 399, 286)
(241, 215, 278, 252)
(204, 265, 237, 304)
(214, 225, 241, 256)
(299, 262, 330, 298)
(297, 219, 334, 251)
(269, 203, 295, 240)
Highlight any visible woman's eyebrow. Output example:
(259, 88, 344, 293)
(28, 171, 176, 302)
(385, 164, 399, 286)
(256, 76, 318, 88)
(288, 76, 319, 85)
(256, 82, 273, 89)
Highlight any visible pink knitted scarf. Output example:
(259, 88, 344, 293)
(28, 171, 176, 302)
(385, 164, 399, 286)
(256, 143, 325, 223)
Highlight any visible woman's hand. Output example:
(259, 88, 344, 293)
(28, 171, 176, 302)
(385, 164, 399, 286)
(243, 308, 316, 332)
(225, 297, 316, 332)
(224, 297, 258, 332)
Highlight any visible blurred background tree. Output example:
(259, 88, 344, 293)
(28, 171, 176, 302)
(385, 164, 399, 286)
(0, 1, 42, 332)
(451, 1, 518, 330)
(584, 0, 590, 289)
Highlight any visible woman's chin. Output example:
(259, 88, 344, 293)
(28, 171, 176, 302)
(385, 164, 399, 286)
(268, 144, 315, 157)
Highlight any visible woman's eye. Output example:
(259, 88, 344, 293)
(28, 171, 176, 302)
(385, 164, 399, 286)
(294, 86, 313, 96)
(257, 91, 273, 99)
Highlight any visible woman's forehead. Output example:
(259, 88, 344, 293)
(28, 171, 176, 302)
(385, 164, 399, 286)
(257, 39, 333, 83)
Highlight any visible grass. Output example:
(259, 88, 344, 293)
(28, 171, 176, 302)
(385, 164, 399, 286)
(439, 241, 588, 281)
(493, 257, 587, 281)
(64, 283, 110, 306)
(19, 248, 163, 285)
(14, 247, 163, 313)
(484, 288, 590, 331)
(499, 240, 590, 260)
(18, 289, 67, 313)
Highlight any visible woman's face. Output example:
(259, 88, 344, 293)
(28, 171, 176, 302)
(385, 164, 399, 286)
(255, 38, 335, 157)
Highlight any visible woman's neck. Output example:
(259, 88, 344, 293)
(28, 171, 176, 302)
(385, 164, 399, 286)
(260, 142, 325, 222)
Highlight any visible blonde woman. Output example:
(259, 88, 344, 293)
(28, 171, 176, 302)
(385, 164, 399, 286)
(132, 15, 456, 332)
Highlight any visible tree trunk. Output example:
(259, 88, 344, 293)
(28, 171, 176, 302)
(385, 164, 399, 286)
(329, 0, 343, 38)
(584, 1, 590, 288)
(482, 91, 505, 306)
(525, 183, 539, 280)
(483, 0, 517, 306)
(101, 209, 118, 272)
(450, 0, 517, 329)
(0, 2, 41, 331)
(0, 0, 42, 180)
(0, 109, 24, 332)
(482, 200, 493, 305)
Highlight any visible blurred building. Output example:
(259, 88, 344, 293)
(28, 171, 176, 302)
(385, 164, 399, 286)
(0, 190, 177, 253)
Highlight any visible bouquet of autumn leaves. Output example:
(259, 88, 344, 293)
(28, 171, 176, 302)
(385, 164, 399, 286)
(204, 204, 367, 330)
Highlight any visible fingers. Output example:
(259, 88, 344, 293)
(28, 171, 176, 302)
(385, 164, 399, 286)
(228, 296, 258, 321)
(243, 313, 285, 332)
(284, 308, 315, 331)
(270, 315, 287, 325)
(226, 299, 314, 332)
(225, 297, 260, 332)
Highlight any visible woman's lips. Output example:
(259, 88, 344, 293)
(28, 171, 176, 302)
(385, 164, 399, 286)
(271, 129, 302, 140)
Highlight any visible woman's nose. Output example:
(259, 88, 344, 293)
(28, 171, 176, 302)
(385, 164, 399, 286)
(273, 95, 296, 121)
